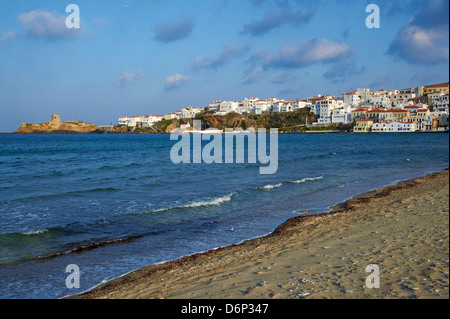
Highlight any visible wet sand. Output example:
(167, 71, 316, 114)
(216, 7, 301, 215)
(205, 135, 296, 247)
(74, 169, 449, 299)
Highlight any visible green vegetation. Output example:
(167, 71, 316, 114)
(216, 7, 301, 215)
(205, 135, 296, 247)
(155, 119, 173, 133)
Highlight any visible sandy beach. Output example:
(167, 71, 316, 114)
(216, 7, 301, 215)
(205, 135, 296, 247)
(74, 169, 449, 299)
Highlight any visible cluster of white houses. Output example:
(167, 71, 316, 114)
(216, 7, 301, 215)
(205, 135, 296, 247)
(118, 83, 449, 132)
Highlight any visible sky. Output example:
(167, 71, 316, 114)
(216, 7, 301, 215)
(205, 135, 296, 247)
(0, 0, 449, 132)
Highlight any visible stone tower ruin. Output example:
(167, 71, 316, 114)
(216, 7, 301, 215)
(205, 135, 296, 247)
(51, 114, 61, 124)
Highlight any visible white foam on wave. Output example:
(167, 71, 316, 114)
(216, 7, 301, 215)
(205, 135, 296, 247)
(290, 176, 323, 184)
(261, 183, 282, 190)
(181, 193, 234, 208)
(146, 193, 235, 214)
(21, 229, 49, 236)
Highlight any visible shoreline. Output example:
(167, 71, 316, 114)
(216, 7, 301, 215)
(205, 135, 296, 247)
(6, 130, 450, 135)
(72, 168, 449, 299)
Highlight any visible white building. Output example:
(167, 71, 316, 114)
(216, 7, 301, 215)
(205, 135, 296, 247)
(179, 107, 201, 119)
(142, 115, 164, 126)
(207, 101, 222, 111)
(331, 108, 352, 124)
(372, 121, 416, 132)
(252, 99, 271, 114)
(242, 98, 259, 113)
(394, 99, 413, 109)
(314, 96, 344, 123)
(369, 94, 392, 108)
(119, 115, 164, 127)
(118, 116, 128, 126)
(355, 88, 373, 103)
(433, 94, 449, 112)
(341, 91, 361, 107)
(118, 116, 144, 127)
(291, 100, 311, 111)
(175, 110, 183, 119)
(273, 101, 289, 113)
(317, 117, 332, 125)
(220, 101, 240, 113)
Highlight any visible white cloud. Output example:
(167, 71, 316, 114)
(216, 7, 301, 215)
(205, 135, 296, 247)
(388, 24, 449, 64)
(115, 70, 147, 87)
(164, 74, 190, 90)
(387, 0, 449, 64)
(251, 38, 356, 69)
(17, 10, 80, 40)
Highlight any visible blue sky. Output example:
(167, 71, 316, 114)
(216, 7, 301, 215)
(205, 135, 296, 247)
(0, 0, 448, 132)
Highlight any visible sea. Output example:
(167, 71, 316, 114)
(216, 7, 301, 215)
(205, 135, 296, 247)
(0, 133, 448, 299)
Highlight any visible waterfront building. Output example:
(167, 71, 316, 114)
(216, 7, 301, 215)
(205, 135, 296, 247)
(379, 109, 409, 123)
(423, 84, 449, 104)
(354, 120, 374, 132)
(372, 121, 416, 132)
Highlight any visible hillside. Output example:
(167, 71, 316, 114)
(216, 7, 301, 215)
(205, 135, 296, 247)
(150, 110, 319, 134)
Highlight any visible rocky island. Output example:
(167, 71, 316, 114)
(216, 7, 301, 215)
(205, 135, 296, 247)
(15, 114, 98, 134)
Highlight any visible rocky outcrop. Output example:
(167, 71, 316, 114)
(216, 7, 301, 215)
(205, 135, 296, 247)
(15, 115, 98, 134)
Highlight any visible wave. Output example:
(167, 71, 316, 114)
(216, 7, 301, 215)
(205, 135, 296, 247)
(289, 176, 323, 184)
(256, 176, 324, 190)
(181, 193, 234, 208)
(150, 193, 235, 213)
(21, 229, 49, 236)
(260, 183, 282, 190)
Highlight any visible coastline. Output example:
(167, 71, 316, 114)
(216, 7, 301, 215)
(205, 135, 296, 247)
(7, 130, 449, 135)
(72, 168, 449, 299)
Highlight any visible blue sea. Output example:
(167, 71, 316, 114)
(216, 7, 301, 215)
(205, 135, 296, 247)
(0, 133, 448, 299)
